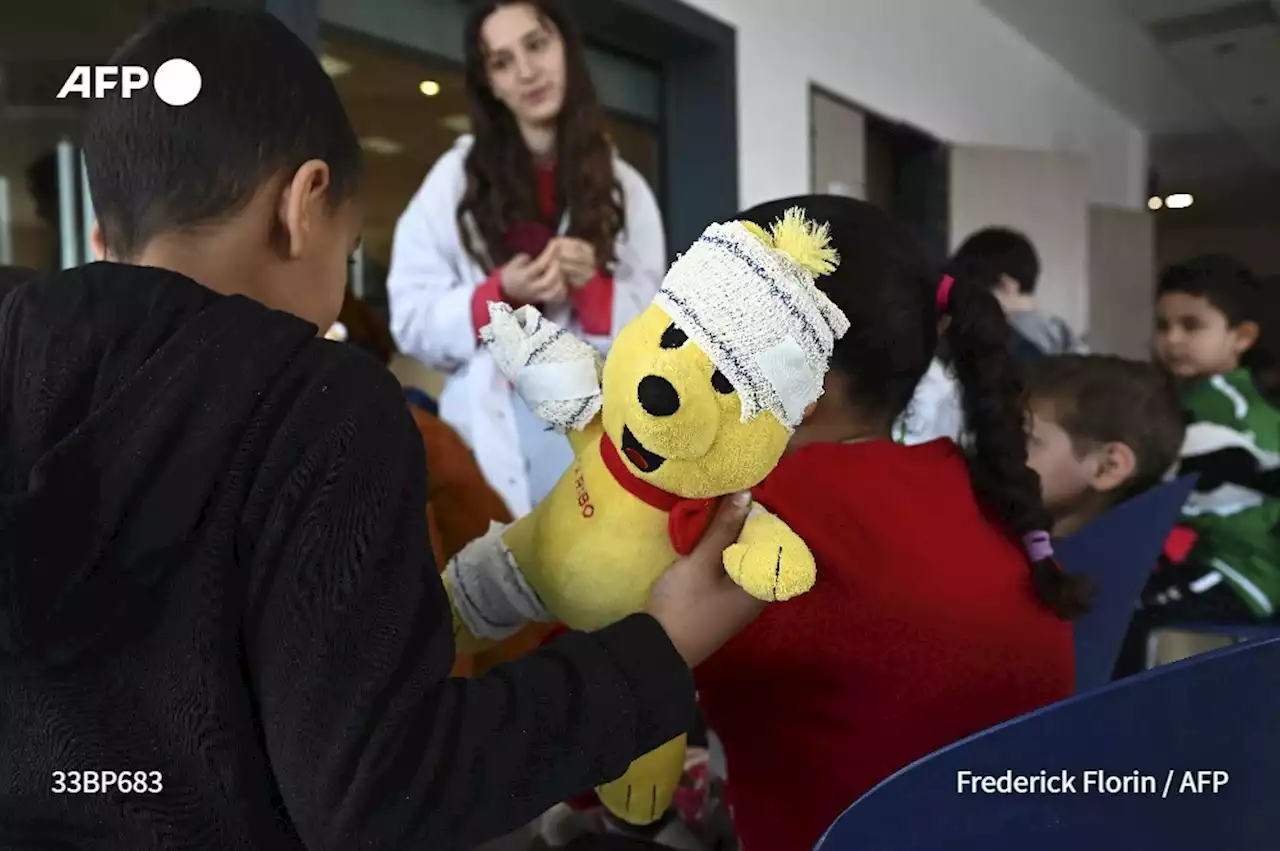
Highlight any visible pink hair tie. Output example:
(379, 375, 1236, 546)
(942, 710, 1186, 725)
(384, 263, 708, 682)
(1023, 530, 1054, 562)
(935, 274, 955, 313)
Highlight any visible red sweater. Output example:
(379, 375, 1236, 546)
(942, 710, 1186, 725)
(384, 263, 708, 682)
(470, 163, 614, 337)
(696, 439, 1074, 851)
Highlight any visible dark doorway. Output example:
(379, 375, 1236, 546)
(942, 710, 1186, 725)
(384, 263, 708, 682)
(864, 110, 950, 260)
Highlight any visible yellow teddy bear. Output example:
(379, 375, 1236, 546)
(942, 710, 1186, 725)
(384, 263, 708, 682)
(443, 208, 850, 826)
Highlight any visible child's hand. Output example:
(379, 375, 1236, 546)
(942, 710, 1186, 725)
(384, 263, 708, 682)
(647, 493, 765, 668)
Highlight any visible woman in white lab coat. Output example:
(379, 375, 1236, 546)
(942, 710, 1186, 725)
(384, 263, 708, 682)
(387, 0, 666, 518)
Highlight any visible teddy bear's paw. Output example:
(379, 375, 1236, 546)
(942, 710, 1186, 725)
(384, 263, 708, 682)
(595, 777, 668, 827)
(595, 734, 685, 827)
(723, 537, 816, 602)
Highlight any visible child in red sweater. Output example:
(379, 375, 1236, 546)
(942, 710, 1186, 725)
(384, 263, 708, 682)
(695, 196, 1089, 851)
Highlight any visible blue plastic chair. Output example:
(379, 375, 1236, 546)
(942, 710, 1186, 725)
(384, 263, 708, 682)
(1058, 475, 1199, 691)
(815, 637, 1280, 851)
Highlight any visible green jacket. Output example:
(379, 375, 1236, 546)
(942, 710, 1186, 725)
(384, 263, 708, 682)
(1177, 368, 1280, 617)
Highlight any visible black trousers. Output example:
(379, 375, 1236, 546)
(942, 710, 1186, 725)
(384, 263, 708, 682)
(1112, 560, 1256, 679)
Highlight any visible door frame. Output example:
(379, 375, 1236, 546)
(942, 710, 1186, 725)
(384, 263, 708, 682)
(807, 83, 951, 257)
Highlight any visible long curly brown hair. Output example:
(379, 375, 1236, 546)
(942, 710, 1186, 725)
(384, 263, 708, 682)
(457, 0, 624, 272)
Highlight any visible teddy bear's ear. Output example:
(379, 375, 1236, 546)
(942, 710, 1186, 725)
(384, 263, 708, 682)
(737, 221, 773, 247)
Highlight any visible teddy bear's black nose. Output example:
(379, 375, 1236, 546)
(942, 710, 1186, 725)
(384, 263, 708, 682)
(637, 375, 680, 417)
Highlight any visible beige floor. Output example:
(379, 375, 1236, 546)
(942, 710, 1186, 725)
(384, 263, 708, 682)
(1147, 629, 1238, 667)
(388, 354, 445, 398)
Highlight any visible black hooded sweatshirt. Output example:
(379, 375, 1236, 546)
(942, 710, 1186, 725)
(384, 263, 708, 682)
(0, 264, 693, 850)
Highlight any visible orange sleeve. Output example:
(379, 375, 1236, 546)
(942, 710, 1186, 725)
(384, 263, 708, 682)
(412, 407, 513, 561)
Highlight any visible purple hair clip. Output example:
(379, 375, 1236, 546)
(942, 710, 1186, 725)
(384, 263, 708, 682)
(1023, 530, 1054, 562)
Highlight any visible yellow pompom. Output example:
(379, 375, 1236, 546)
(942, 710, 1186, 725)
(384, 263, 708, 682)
(738, 220, 773, 247)
(768, 207, 839, 277)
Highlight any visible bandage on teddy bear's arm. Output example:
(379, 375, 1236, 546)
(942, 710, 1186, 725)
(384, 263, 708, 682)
(445, 521, 553, 643)
(479, 303, 603, 433)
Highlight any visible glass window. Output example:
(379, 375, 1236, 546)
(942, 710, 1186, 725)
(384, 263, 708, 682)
(607, 113, 662, 206)
(582, 46, 660, 125)
(323, 33, 460, 310)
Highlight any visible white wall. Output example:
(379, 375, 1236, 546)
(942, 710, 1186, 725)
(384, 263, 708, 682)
(678, 0, 1148, 212)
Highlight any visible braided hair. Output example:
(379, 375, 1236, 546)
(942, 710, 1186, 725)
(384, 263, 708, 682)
(740, 195, 1091, 620)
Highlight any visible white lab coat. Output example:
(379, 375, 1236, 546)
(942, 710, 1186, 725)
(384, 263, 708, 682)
(387, 135, 666, 517)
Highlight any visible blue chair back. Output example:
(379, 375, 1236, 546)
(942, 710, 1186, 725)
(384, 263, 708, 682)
(403, 386, 439, 417)
(1059, 474, 1198, 691)
(815, 637, 1280, 851)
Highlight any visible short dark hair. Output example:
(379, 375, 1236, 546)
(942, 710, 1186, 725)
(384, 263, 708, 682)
(1156, 254, 1257, 326)
(1158, 254, 1279, 385)
(952, 227, 1040, 294)
(1025, 355, 1186, 503)
(84, 7, 362, 257)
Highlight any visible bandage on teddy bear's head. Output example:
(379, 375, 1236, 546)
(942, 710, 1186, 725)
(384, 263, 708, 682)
(600, 208, 850, 499)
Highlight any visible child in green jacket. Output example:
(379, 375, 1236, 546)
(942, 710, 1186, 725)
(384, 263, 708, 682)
(1115, 255, 1280, 676)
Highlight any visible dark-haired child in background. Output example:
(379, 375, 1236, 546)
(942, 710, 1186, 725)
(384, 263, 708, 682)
(1110, 256, 1280, 676)
(951, 226, 1088, 361)
(694, 195, 1087, 851)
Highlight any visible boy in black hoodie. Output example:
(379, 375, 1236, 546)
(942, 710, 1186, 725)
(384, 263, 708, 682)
(0, 9, 761, 850)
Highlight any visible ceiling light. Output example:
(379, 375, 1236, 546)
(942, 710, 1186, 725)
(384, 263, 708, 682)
(320, 54, 351, 78)
(419, 80, 441, 97)
(1148, 196, 1163, 211)
(359, 137, 404, 155)
(1165, 193, 1194, 209)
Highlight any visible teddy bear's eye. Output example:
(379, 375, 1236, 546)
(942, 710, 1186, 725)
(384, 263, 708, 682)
(711, 369, 734, 395)
(660, 324, 688, 349)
